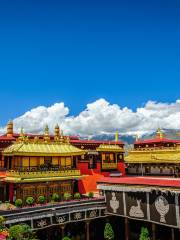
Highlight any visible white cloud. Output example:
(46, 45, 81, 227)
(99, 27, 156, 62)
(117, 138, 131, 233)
(0, 99, 180, 136)
(0, 103, 69, 134)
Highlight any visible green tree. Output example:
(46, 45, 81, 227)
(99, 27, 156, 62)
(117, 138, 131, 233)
(62, 237, 71, 240)
(0, 216, 6, 233)
(139, 227, 150, 240)
(63, 192, 72, 201)
(74, 193, 81, 199)
(0, 216, 5, 227)
(38, 196, 46, 204)
(15, 199, 23, 208)
(88, 192, 94, 198)
(26, 197, 35, 206)
(52, 193, 59, 202)
(8, 223, 37, 240)
(104, 223, 114, 240)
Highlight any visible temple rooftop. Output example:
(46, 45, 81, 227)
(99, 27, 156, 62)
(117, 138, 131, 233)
(3, 142, 85, 156)
(96, 144, 124, 152)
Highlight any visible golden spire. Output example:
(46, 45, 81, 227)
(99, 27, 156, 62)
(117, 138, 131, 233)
(44, 125, 50, 142)
(18, 127, 29, 143)
(6, 120, 13, 137)
(54, 124, 60, 141)
(156, 128, 164, 139)
(115, 131, 119, 142)
(59, 129, 65, 144)
(44, 125, 49, 135)
(18, 127, 24, 142)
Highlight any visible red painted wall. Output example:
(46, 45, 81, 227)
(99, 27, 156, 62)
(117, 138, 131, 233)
(77, 162, 90, 175)
(77, 161, 125, 175)
(117, 162, 126, 176)
(77, 162, 102, 175)
(77, 161, 126, 194)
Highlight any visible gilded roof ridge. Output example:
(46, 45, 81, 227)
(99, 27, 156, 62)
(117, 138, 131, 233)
(3, 139, 86, 156)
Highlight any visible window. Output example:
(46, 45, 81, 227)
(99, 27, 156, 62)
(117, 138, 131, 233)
(44, 157, 52, 165)
(105, 154, 110, 162)
(60, 157, 72, 168)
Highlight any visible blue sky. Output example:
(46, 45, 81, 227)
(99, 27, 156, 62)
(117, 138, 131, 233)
(0, 0, 179, 125)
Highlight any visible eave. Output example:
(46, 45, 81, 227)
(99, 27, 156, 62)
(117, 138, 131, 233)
(4, 175, 84, 183)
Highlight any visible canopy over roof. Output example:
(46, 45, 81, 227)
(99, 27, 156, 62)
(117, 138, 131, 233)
(96, 144, 124, 152)
(3, 142, 85, 156)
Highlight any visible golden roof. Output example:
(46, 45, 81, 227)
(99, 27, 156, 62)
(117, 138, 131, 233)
(125, 147, 180, 164)
(96, 144, 124, 152)
(3, 142, 85, 156)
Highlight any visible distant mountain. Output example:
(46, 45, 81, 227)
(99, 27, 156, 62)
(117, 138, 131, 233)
(90, 129, 180, 145)
(141, 129, 180, 141)
(90, 134, 135, 144)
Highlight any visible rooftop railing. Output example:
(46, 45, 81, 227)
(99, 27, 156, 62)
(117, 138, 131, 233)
(6, 168, 81, 179)
(132, 146, 177, 151)
(8, 165, 73, 172)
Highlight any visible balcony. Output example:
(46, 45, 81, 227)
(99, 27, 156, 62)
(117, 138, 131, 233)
(102, 163, 117, 170)
(6, 168, 81, 179)
(9, 165, 74, 172)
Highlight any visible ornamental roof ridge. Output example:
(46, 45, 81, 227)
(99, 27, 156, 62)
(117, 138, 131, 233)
(98, 143, 121, 149)
(96, 143, 124, 152)
(3, 140, 86, 156)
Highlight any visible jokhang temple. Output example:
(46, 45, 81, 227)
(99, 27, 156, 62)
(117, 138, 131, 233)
(125, 128, 180, 177)
(0, 121, 180, 240)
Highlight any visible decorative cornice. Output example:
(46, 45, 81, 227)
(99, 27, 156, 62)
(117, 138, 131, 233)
(97, 184, 180, 194)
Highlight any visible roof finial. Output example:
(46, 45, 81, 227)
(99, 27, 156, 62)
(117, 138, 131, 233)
(44, 125, 50, 142)
(18, 127, 29, 143)
(54, 124, 60, 142)
(115, 131, 119, 142)
(7, 120, 13, 137)
(44, 125, 49, 135)
(156, 128, 164, 139)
